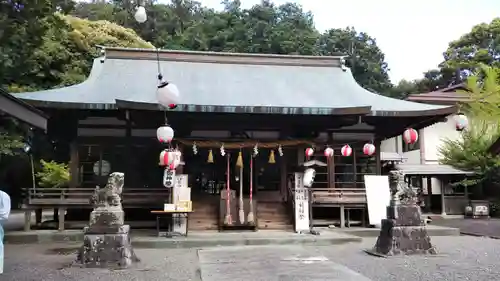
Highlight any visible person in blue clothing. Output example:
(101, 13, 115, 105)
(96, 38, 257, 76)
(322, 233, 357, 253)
(0, 190, 11, 274)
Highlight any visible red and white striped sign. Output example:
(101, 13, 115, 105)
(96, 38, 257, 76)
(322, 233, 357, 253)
(341, 144, 352, 157)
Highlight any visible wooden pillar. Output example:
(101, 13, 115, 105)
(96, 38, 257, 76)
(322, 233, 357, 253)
(69, 141, 79, 189)
(440, 181, 446, 216)
(375, 140, 382, 175)
(280, 153, 287, 202)
(24, 210, 31, 231)
(125, 110, 132, 184)
(426, 177, 432, 213)
(352, 149, 357, 188)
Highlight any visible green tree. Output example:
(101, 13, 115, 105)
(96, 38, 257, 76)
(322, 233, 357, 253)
(71, 0, 394, 96)
(439, 65, 500, 187)
(6, 13, 153, 91)
(317, 27, 392, 94)
(36, 160, 70, 188)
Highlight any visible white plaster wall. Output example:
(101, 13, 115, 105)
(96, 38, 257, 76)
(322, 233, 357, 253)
(423, 115, 460, 163)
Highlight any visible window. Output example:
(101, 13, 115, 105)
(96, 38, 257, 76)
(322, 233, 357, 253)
(401, 137, 420, 152)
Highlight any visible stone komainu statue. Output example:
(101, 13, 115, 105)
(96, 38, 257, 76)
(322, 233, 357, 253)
(389, 170, 417, 205)
(90, 172, 125, 209)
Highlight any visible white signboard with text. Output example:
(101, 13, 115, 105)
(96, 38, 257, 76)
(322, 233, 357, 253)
(364, 175, 391, 226)
(294, 172, 310, 233)
(172, 174, 190, 235)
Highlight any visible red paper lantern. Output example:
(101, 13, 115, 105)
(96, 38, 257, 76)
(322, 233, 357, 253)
(305, 148, 314, 158)
(324, 147, 334, 157)
(157, 125, 174, 143)
(363, 143, 376, 156)
(454, 114, 468, 131)
(403, 128, 418, 144)
(341, 144, 352, 157)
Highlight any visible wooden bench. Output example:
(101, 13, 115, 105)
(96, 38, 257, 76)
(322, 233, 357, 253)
(22, 187, 171, 231)
(311, 188, 367, 228)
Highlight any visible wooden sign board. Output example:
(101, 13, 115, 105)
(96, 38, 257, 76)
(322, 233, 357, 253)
(294, 172, 310, 233)
(364, 175, 390, 226)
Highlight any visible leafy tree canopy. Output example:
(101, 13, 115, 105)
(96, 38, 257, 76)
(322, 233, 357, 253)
(2, 0, 394, 96)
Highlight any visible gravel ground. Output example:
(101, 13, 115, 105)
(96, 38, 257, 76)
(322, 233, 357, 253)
(318, 236, 500, 281)
(2, 243, 201, 281)
(3, 236, 500, 281)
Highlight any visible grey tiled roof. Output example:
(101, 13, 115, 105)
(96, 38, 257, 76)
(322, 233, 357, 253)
(14, 47, 454, 116)
(396, 164, 474, 175)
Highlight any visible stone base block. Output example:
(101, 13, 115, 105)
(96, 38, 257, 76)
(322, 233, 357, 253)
(371, 219, 437, 256)
(89, 207, 124, 226)
(77, 225, 139, 269)
(386, 204, 423, 226)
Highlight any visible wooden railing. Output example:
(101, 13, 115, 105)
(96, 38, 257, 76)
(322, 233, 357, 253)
(311, 188, 367, 205)
(23, 187, 171, 208)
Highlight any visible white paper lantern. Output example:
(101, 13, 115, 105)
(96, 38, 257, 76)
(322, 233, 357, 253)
(341, 144, 352, 157)
(454, 114, 469, 131)
(134, 6, 147, 23)
(324, 147, 334, 157)
(157, 125, 174, 143)
(363, 143, 376, 156)
(157, 82, 180, 108)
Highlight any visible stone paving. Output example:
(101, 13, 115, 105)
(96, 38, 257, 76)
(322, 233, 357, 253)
(432, 218, 500, 238)
(3, 236, 500, 281)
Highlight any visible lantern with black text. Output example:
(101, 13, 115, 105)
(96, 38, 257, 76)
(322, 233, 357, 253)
(341, 144, 352, 157)
(157, 81, 180, 109)
(363, 143, 376, 156)
(156, 125, 174, 143)
(403, 128, 418, 144)
(454, 114, 469, 131)
(324, 147, 334, 158)
(305, 147, 314, 159)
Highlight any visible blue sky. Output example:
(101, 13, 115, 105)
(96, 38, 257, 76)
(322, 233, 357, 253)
(193, 0, 499, 83)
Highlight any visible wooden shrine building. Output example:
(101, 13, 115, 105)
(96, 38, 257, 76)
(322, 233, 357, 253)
(14, 47, 457, 231)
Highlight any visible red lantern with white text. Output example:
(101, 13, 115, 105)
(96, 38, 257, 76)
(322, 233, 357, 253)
(157, 82, 180, 108)
(454, 114, 468, 131)
(157, 125, 174, 143)
(305, 148, 314, 159)
(363, 143, 376, 156)
(324, 147, 334, 157)
(403, 128, 418, 144)
(341, 144, 352, 157)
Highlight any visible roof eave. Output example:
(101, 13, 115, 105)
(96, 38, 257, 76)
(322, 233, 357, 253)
(1, 90, 49, 130)
(114, 99, 372, 115)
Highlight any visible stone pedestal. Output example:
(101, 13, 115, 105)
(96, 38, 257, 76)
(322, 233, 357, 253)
(370, 204, 437, 256)
(75, 172, 139, 269)
(78, 225, 139, 269)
